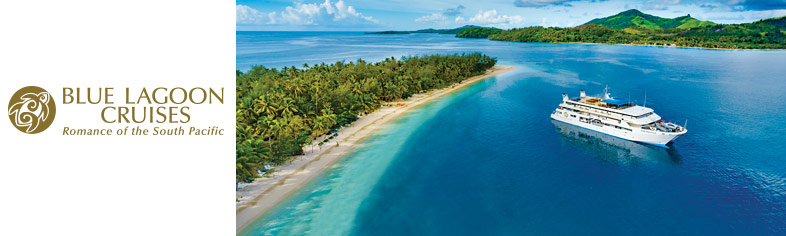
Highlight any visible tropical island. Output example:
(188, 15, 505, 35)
(458, 9, 786, 49)
(365, 25, 494, 34)
(236, 53, 496, 183)
(369, 9, 786, 49)
(235, 54, 511, 230)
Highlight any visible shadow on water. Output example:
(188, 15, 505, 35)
(551, 120, 682, 165)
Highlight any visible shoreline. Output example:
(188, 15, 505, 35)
(484, 39, 786, 51)
(235, 65, 515, 232)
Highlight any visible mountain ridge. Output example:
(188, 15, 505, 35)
(583, 9, 717, 30)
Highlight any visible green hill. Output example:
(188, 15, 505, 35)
(455, 14, 786, 49)
(583, 9, 717, 30)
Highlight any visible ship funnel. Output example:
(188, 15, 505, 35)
(580, 90, 586, 97)
(562, 93, 568, 102)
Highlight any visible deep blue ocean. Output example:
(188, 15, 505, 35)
(237, 31, 786, 235)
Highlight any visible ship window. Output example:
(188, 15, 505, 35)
(570, 115, 576, 118)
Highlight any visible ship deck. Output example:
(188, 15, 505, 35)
(566, 96, 654, 117)
(574, 96, 634, 110)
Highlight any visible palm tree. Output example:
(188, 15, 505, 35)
(280, 98, 298, 116)
(254, 95, 278, 117)
(267, 118, 281, 151)
(287, 78, 305, 99)
(320, 109, 337, 127)
(236, 138, 270, 183)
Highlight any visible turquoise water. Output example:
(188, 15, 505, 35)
(238, 32, 786, 235)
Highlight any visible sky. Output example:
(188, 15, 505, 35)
(236, 0, 786, 31)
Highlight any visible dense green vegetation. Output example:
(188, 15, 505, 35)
(236, 54, 496, 183)
(584, 9, 716, 30)
(367, 25, 494, 35)
(455, 27, 504, 38)
(485, 25, 634, 43)
(456, 10, 786, 49)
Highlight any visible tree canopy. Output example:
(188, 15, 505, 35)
(236, 53, 496, 183)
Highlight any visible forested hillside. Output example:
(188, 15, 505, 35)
(584, 9, 716, 30)
(456, 10, 786, 49)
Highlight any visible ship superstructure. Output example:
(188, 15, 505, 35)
(551, 87, 686, 148)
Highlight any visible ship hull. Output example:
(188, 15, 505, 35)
(551, 113, 683, 148)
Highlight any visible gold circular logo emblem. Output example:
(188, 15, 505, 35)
(7, 86, 56, 134)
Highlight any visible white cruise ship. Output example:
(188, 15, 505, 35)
(551, 87, 687, 148)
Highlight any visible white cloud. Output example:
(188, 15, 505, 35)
(539, 17, 561, 27)
(279, 1, 322, 24)
(514, 0, 576, 8)
(753, 9, 786, 19)
(332, 0, 376, 22)
(279, 0, 377, 24)
(415, 5, 466, 24)
(415, 13, 448, 23)
(236, 0, 377, 26)
(237, 5, 267, 24)
(267, 12, 278, 24)
(458, 10, 524, 28)
(641, 0, 681, 11)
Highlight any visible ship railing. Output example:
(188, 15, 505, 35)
(568, 104, 625, 120)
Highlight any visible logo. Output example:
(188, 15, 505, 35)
(7, 86, 56, 134)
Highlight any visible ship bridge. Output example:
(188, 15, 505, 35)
(563, 96, 661, 125)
